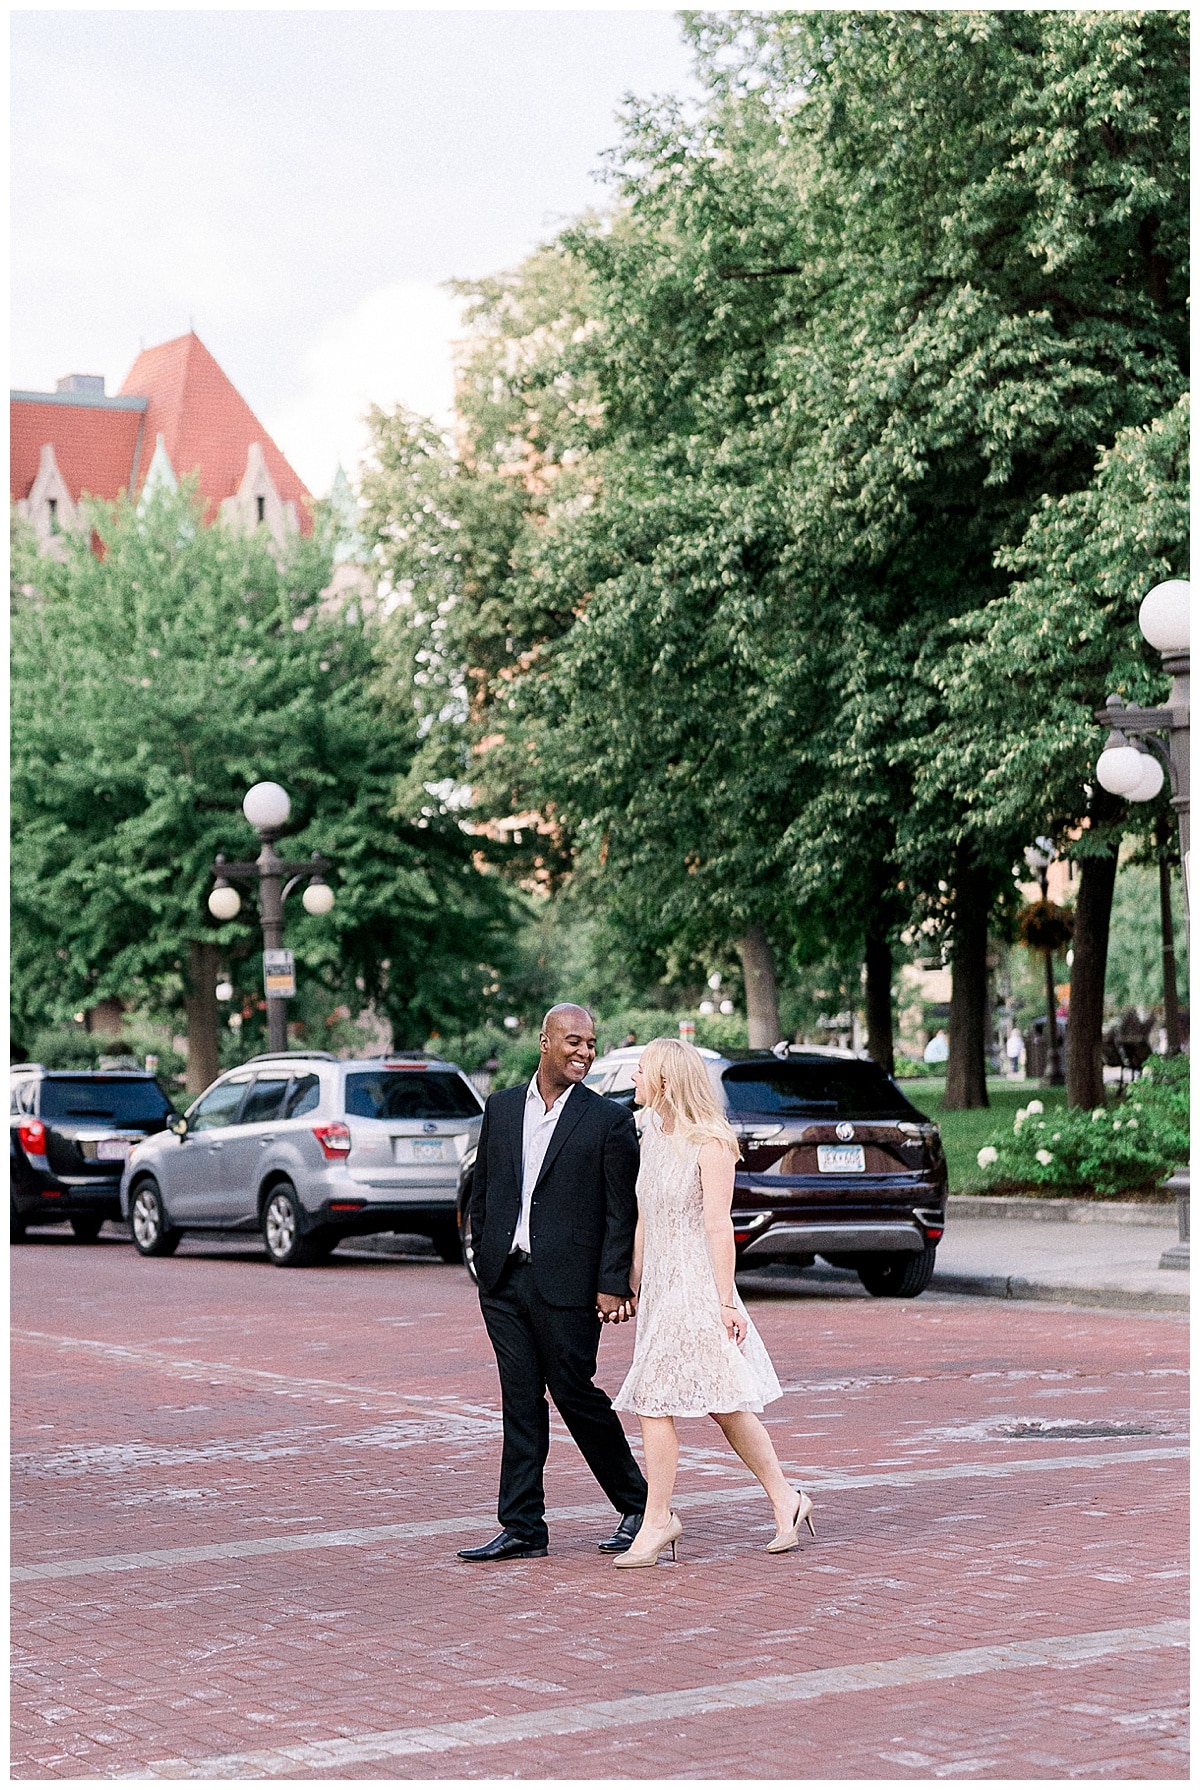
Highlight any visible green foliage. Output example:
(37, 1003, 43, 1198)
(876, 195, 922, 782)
(907, 1081, 1069, 1191)
(11, 484, 517, 1052)
(1105, 863, 1189, 1015)
(974, 1057, 1188, 1195)
(363, 10, 1189, 1050)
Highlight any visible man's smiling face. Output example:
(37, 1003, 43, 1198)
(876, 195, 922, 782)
(539, 1005, 596, 1093)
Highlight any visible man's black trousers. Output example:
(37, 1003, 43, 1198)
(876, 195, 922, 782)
(479, 1258, 647, 1548)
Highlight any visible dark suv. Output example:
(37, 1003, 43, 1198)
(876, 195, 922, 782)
(457, 1044, 946, 1299)
(10, 1065, 176, 1242)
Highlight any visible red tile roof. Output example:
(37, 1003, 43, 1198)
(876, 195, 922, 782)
(118, 332, 311, 530)
(11, 331, 312, 532)
(10, 396, 145, 504)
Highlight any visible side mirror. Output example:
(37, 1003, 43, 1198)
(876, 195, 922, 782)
(170, 1115, 189, 1138)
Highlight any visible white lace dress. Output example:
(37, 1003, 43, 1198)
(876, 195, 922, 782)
(613, 1116, 782, 1418)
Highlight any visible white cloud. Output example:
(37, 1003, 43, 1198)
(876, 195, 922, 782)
(265, 281, 464, 497)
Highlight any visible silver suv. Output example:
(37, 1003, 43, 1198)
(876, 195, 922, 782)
(121, 1051, 484, 1267)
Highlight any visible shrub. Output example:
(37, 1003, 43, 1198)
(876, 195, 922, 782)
(973, 1056, 1189, 1196)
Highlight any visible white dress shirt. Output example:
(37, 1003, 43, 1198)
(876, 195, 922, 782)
(513, 1076, 573, 1253)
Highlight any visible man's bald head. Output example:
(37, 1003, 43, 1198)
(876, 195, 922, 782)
(542, 1003, 594, 1036)
(537, 1003, 597, 1097)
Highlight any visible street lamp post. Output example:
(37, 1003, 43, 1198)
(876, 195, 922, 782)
(207, 782, 336, 1054)
(1093, 580, 1190, 1270)
(1094, 579, 1190, 903)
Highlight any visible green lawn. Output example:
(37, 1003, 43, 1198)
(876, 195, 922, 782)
(902, 1078, 1069, 1192)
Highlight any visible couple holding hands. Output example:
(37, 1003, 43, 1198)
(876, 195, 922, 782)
(458, 1005, 815, 1569)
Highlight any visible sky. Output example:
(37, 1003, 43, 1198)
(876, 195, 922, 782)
(11, 9, 701, 494)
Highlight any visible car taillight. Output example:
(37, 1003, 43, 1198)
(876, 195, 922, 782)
(313, 1122, 351, 1160)
(18, 1120, 47, 1156)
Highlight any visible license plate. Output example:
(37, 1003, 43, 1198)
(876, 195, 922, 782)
(96, 1139, 131, 1162)
(817, 1144, 865, 1174)
(411, 1139, 447, 1163)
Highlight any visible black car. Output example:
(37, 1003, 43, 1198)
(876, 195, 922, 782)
(457, 1045, 947, 1298)
(10, 1065, 176, 1242)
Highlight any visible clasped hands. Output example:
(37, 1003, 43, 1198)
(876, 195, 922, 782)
(596, 1292, 637, 1324)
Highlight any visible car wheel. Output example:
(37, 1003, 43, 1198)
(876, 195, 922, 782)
(70, 1215, 105, 1243)
(10, 1199, 27, 1244)
(129, 1178, 182, 1257)
(856, 1244, 937, 1299)
(431, 1221, 463, 1265)
(262, 1183, 320, 1267)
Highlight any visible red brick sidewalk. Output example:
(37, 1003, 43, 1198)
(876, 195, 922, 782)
(11, 1232, 1188, 1779)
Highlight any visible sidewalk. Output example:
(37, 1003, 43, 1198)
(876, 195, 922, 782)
(931, 1197, 1187, 1314)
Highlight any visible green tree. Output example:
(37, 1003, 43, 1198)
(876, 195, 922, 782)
(11, 485, 516, 1090)
(932, 395, 1188, 1105)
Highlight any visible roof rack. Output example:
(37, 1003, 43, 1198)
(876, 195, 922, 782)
(243, 1051, 338, 1065)
(9, 1063, 45, 1074)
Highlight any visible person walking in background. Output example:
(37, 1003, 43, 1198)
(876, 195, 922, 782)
(611, 1037, 815, 1567)
(457, 1004, 648, 1561)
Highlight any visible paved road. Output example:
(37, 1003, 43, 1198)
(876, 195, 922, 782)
(12, 1231, 1188, 1779)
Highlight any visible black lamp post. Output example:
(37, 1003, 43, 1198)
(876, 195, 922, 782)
(208, 782, 335, 1053)
(1093, 579, 1190, 1270)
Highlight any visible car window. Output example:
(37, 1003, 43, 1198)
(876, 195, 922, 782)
(189, 1076, 251, 1131)
(583, 1071, 610, 1091)
(238, 1074, 291, 1126)
(284, 1073, 321, 1118)
(344, 1071, 482, 1121)
(37, 1077, 174, 1124)
(11, 1082, 33, 1115)
(721, 1061, 918, 1120)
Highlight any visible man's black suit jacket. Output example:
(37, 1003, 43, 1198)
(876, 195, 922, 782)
(469, 1080, 640, 1308)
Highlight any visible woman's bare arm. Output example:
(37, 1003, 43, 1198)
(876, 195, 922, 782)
(699, 1139, 744, 1342)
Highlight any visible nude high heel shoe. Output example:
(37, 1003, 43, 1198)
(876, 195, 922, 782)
(766, 1490, 816, 1553)
(613, 1511, 682, 1568)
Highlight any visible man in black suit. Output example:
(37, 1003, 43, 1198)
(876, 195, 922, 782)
(458, 1004, 648, 1560)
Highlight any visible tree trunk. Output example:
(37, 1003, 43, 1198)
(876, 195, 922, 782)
(738, 925, 781, 1049)
(944, 848, 991, 1110)
(1159, 846, 1182, 1057)
(864, 925, 894, 1075)
(1065, 837, 1120, 1110)
(185, 939, 221, 1096)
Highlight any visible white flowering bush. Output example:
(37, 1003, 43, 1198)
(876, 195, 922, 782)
(973, 1057, 1189, 1196)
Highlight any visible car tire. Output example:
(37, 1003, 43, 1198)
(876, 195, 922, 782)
(431, 1221, 463, 1265)
(856, 1244, 937, 1299)
(262, 1183, 321, 1267)
(70, 1215, 105, 1243)
(11, 1199, 27, 1243)
(129, 1178, 182, 1257)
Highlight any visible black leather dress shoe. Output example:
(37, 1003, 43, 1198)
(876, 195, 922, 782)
(597, 1512, 644, 1553)
(457, 1529, 549, 1561)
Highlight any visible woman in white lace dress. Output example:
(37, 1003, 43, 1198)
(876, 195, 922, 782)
(611, 1037, 815, 1567)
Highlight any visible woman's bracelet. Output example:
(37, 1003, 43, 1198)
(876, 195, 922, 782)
(720, 1302, 738, 1311)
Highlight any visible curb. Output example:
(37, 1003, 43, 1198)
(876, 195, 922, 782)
(947, 1196, 1176, 1227)
(930, 1269, 1188, 1315)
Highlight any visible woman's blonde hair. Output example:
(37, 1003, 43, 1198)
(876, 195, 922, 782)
(639, 1037, 740, 1156)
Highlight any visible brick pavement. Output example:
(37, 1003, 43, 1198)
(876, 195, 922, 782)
(11, 1229, 1189, 1779)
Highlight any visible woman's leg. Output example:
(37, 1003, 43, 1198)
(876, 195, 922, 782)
(637, 1415, 679, 1529)
(710, 1409, 798, 1528)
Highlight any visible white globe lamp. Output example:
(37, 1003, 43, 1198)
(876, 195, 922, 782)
(1125, 752, 1165, 803)
(243, 781, 291, 832)
(1096, 741, 1151, 797)
(302, 879, 335, 916)
(1138, 580, 1190, 654)
(215, 980, 234, 1001)
(207, 883, 242, 920)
